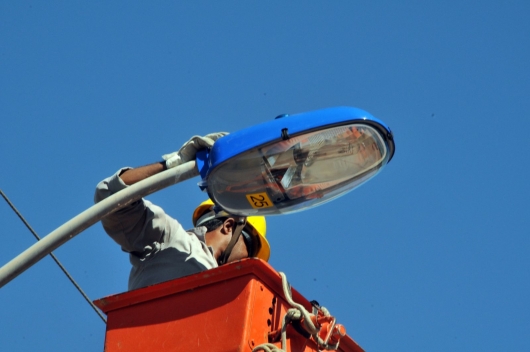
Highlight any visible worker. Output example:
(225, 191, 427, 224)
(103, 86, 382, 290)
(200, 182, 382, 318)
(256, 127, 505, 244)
(94, 133, 270, 291)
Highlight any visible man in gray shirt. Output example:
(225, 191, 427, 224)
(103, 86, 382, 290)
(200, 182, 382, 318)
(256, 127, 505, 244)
(95, 134, 270, 290)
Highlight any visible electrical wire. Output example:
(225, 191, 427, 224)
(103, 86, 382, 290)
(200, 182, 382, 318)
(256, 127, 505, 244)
(0, 189, 107, 323)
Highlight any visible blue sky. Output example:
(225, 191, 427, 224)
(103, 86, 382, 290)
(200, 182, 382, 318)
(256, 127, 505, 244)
(1, 1, 529, 351)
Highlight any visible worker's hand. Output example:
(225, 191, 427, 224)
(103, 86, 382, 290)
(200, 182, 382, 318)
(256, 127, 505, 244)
(162, 132, 229, 169)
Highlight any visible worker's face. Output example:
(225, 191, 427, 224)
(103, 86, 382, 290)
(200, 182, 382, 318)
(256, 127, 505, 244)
(225, 234, 249, 263)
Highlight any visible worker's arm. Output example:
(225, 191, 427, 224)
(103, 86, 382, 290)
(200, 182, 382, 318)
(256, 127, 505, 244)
(119, 162, 166, 185)
(94, 166, 168, 253)
(120, 132, 228, 185)
(94, 132, 229, 252)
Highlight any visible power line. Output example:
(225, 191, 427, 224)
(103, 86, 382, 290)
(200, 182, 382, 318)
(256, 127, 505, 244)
(0, 189, 107, 323)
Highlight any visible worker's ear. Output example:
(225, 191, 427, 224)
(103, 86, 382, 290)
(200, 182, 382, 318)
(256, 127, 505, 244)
(220, 218, 235, 235)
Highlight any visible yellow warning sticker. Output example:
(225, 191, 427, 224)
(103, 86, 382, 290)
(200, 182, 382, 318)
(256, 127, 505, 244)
(245, 192, 273, 209)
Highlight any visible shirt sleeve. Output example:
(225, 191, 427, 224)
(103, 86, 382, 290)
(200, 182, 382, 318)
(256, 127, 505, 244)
(94, 168, 170, 255)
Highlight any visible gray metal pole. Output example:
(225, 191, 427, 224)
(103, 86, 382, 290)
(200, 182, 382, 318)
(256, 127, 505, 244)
(0, 161, 199, 288)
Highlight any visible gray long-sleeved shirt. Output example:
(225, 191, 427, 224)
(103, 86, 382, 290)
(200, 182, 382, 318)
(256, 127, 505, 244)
(94, 168, 218, 291)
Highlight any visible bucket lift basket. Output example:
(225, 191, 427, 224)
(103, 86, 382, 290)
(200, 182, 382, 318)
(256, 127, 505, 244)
(94, 258, 364, 352)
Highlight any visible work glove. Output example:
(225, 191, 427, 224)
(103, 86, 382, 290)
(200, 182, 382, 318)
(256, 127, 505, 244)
(162, 132, 229, 169)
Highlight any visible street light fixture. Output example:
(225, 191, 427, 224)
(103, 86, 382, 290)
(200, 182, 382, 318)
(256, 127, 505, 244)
(197, 107, 395, 216)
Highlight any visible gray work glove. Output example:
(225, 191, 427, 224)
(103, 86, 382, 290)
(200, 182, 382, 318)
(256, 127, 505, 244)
(162, 132, 229, 168)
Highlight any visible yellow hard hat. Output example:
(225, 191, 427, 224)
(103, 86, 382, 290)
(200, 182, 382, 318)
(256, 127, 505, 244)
(192, 199, 270, 262)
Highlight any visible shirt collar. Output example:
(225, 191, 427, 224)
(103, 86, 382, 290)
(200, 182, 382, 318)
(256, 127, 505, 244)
(188, 226, 207, 242)
(188, 226, 216, 257)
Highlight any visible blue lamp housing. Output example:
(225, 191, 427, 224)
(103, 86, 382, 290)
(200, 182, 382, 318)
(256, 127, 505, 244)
(196, 107, 395, 216)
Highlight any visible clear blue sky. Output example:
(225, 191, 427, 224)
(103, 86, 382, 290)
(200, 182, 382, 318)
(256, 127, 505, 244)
(1, 1, 529, 351)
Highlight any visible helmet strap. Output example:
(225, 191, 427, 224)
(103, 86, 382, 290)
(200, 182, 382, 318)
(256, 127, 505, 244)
(218, 217, 247, 265)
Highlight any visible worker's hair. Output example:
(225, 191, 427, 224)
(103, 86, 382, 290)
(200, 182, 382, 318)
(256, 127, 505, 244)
(200, 217, 227, 232)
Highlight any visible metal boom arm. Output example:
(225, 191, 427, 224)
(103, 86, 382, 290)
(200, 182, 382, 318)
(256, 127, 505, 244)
(0, 161, 199, 288)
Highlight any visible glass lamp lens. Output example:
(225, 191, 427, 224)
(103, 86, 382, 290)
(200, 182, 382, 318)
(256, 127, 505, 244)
(207, 123, 389, 216)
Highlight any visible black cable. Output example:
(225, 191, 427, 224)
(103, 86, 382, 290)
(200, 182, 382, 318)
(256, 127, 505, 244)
(0, 189, 107, 323)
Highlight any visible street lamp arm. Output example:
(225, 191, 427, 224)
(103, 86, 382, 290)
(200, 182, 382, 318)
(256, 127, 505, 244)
(0, 161, 199, 289)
